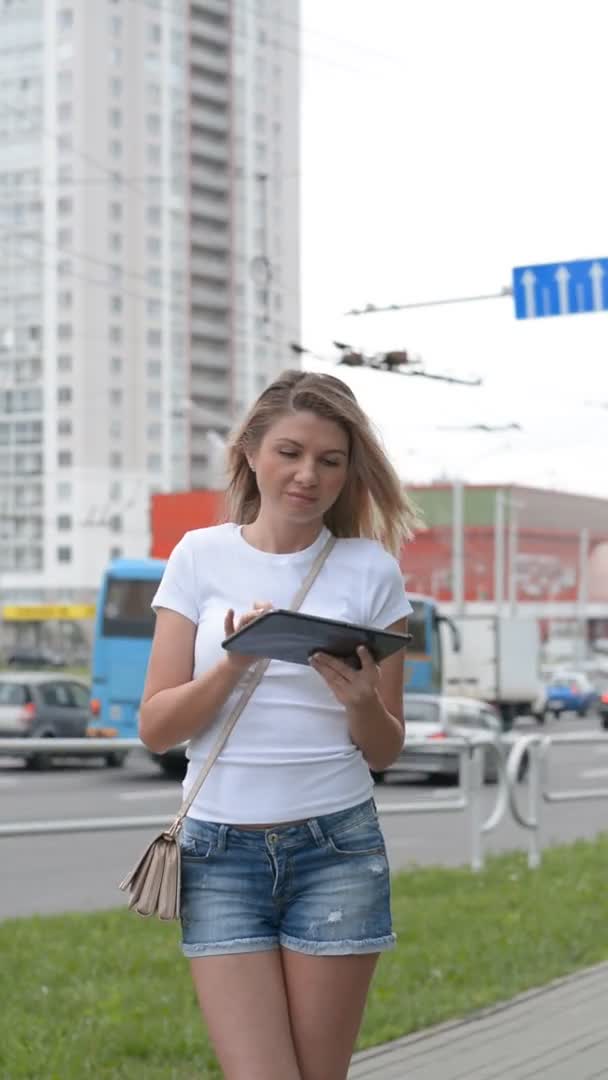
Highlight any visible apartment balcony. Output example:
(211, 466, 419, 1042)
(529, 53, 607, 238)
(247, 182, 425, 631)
(190, 75, 229, 106)
(190, 191, 229, 222)
(190, 20, 230, 49)
(189, 49, 229, 78)
(191, 105, 229, 136)
(191, 316, 230, 342)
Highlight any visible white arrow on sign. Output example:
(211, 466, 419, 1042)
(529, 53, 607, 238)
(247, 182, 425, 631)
(521, 269, 536, 317)
(555, 265, 570, 314)
(589, 261, 605, 311)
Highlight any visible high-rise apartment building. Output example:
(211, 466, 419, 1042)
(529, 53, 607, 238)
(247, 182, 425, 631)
(0, 0, 300, 610)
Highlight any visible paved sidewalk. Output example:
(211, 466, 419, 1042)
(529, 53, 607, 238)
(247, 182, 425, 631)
(349, 961, 608, 1079)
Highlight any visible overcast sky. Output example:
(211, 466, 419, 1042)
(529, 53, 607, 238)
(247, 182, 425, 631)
(298, 0, 608, 497)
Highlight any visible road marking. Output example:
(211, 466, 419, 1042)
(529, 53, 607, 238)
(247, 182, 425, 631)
(118, 789, 181, 801)
(580, 768, 608, 780)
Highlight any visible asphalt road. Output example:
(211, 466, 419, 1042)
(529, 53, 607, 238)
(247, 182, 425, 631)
(1, 718, 607, 921)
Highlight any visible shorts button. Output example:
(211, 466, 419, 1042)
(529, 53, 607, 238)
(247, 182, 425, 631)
(267, 832, 278, 844)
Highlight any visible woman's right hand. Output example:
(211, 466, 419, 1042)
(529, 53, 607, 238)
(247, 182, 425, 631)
(223, 602, 273, 671)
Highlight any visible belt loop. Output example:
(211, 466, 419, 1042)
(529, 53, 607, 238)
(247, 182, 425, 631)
(307, 818, 325, 847)
(216, 824, 228, 852)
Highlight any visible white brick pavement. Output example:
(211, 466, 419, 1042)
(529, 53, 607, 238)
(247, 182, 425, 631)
(349, 962, 608, 1080)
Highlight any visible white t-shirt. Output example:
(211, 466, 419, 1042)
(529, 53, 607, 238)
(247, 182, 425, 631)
(151, 523, 412, 823)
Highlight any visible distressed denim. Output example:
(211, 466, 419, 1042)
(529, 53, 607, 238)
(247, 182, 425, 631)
(179, 798, 395, 957)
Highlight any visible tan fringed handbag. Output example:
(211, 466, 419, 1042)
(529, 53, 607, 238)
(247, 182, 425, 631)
(119, 535, 336, 921)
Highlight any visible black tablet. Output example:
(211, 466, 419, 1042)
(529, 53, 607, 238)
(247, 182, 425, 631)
(222, 609, 411, 669)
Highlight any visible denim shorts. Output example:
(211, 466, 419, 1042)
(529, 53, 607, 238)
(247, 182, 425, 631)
(178, 798, 395, 958)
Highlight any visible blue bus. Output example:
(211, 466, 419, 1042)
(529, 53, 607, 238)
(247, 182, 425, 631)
(88, 560, 458, 772)
(88, 558, 166, 763)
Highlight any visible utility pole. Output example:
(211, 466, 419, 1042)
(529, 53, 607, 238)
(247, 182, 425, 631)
(507, 496, 519, 615)
(452, 479, 464, 616)
(494, 489, 505, 615)
(577, 528, 590, 662)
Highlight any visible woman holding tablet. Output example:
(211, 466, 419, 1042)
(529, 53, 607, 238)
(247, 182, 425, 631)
(139, 369, 419, 1080)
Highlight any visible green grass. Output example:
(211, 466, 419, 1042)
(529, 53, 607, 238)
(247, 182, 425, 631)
(2, 837, 608, 1079)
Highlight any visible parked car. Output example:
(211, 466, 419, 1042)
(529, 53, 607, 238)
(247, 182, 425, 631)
(5, 647, 67, 669)
(0, 673, 117, 769)
(372, 693, 520, 784)
(543, 671, 598, 719)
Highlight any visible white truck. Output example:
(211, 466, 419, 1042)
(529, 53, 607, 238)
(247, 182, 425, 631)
(441, 615, 543, 729)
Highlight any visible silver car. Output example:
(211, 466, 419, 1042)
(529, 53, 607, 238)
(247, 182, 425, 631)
(373, 694, 507, 784)
(0, 672, 93, 769)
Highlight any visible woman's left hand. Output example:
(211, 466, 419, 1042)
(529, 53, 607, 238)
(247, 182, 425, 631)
(309, 647, 380, 710)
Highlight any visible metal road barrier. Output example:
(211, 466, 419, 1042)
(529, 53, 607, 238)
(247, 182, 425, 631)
(0, 735, 509, 872)
(506, 731, 608, 869)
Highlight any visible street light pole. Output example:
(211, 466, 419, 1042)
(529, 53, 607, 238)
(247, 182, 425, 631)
(494, 490, 505, 615)
(577, 527, 590, 662)
(507, 497, 519, 615)
(452, 479, 464, 616)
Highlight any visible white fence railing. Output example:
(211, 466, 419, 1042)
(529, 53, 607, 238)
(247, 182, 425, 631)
(0, 735, 508, 872)
(2, 733, 608, 871)
(506, 731, 608, 868)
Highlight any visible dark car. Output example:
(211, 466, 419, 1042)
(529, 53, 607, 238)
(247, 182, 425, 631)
(0, 673, 96, 769)
(6, 647, 66, 669)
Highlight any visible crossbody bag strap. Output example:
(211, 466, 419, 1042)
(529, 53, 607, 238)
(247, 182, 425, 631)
(169, 533, 337, 833)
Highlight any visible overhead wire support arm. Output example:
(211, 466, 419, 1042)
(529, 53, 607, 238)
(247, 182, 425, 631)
(345, 286, 513, 316)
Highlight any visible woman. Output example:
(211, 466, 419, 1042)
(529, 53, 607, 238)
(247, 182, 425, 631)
(139, 369, 419, 1080)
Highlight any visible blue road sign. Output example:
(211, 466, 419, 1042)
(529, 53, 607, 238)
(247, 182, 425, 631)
(512, 257, 608, 319)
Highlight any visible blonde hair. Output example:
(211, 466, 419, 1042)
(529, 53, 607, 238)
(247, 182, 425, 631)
(224, 369, 423, 555)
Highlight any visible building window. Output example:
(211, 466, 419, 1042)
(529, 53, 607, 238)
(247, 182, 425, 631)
(109, 48, 122, 66)
(109, 109, 122, 129)
(57, 354, 72, 372)
(58, 10, 73, 32)
(146, 236, 161, 257)
(109, 139, 122, 159)
(57, 545, 72, 563)
(109, 419, 121, 438)
(58, 290, 72, 309)
(147, 391, 161, 411)
(147, 206, 161, 225)
(57, 481, 72, 500)
(109, 451, 122, 468)
(109, 326, 122, 345)
(58, 450, 72, 467)
(57, 103, 72, 125)
(109, 514, 122, 533)
(147, 422, 161, 439)
(57, 514, 72, 531)
(57, 386, 72, 404)
(146, 114, 161, 135)
(110, 356, 122, 374)
(57, 418, 72, 436)
(109, 202, 122, 221)
(109, 480, 122, 500)
(110, 546, 122, 559)
(147, 144, 161, 166)
(147, 329, 161, 347)
(109, 15, 122, 35)
(110, 77, 122, 97)
(147, 453, 162, 471)
(109, 389, 123, 406)
(109, 233, 122, 252)
(147, 359, 161, 377)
